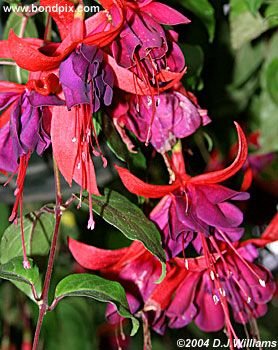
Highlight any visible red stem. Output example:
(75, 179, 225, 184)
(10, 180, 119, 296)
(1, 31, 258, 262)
(32, 159, 62, 350)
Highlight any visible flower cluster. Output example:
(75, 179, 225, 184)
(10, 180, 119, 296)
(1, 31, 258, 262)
(0, 0, 276, 348)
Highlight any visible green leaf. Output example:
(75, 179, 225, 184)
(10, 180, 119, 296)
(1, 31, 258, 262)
(3, 13, 38, 83)
(256, 91, 278, 153)
(0, 204, 10, 240)
(83, 189, 166, 281)
(230, 0, 269, 49)
(43, 298, 95, 350)
(0, 257, 41, 300)
(231, 41, 265, 88)
(176, 0, 215, 42)
(265, 2, 278, 28)
(102, 115, 129, 162)
(244, 0, 263, 15)
(181, 44, 204, 90)
(265, 58, 278, 105)
(101, 116, 147, 172)
(54, 274, 139, 336)
(0, 212, 55, 264)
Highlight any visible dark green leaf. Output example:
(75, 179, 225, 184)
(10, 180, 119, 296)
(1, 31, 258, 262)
(54, 274, 139, 336)
(3, 13, 38, 83)
(101, 116, 146, 172)
(43, 298, 95, 350)
(0, 257, 41, 300)
(101, 115, 128, 162)
(0, 212, 55, 264)
(181, 44, 204, 90)
(255, 92, 278, 153)
(0, 204, 10, 240)
(82, 189, 166, 281)
(176, 0, 215, 42)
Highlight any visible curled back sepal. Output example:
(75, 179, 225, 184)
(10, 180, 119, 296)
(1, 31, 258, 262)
(190, 122, 248, 184)
(115, 165, 180, 198)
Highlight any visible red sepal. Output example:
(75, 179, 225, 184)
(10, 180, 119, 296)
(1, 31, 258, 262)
(51, 106, 99, 195)
(40, 0, 75, 39)
(190, 122, 248, 184)
(8, 31, 78, 71)
(68, 237, 128, 270)
(115, 165, 180, 198)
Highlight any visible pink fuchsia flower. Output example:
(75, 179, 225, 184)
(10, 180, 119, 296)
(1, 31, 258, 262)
(0, 77, 64, 267)
(110, 86, 210, 153)
(51, 44, 115, 230)
(68, 239, 161, 315)
(0, 77, 63, 198)
(146, 218, 278, 338)
(110, 0, 189, 76)
(68, 226, 277, 347)
(116, 123, 249, 258)
(146, 243, 276, 344)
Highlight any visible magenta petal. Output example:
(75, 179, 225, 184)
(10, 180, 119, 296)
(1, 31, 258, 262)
(166, 273, 200, 328)
(195, 276, 225, 332)
(196, 184, 250, 204)
(215, 227, 244, 242)
(195, 188, 242, 228)
(0, 123, 18, 172)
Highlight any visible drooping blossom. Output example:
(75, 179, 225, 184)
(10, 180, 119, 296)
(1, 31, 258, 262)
(116, 123, 250, 258)
(110, 86, 210, 153)
(68, 239, 161, 316)
(68, 223, 277, 349)
(105, 0, 190, 143)
(51, 43, 114, 229)
(0, 76, 64, 267)
(109, 0, 190, 78)
(147, 214, 278, 341)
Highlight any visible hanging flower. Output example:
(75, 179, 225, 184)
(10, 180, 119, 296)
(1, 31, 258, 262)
(51, 44, 114, 229)
(0, 76, 64, 267)
(116, 123, 249, 258)
(110, 86, 210, 153)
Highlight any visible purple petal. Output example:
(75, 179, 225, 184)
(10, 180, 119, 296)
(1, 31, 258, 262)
(0, 123, 18, 172)
(195, 275, 225, 332)
(166, 272, 199, 328)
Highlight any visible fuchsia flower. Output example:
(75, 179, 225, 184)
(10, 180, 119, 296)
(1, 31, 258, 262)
(110, 0, 190, 75)
(116, 123, 250, 258)
(110, 85, 210, 153)
(68, 220, 277, 348)
(68, 239, 162, 316)
(51, 43, 115, 229)
(0, 76, 63, 267)
(0, 77, 63, 214)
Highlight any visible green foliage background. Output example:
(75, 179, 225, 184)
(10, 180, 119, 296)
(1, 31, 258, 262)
(0, 0, 277, 349)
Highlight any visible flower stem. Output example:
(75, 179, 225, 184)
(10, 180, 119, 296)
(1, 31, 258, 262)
(32, 159, 62, 350)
